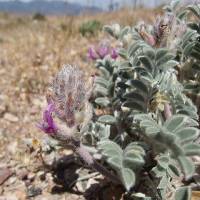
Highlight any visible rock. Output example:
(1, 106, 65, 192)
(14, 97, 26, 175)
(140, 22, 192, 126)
(27, 186, 42, 197)
(27, 172, 35, 181)
(0, 168, 13, 185)
(7, 176, 17, 185)
(3, 113, 19, 122)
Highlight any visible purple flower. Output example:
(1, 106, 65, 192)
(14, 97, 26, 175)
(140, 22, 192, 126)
(88, 42, 118, 61)
(37, 103, 58, 135)
(111, 48, 118, 59)
(88, 47, 98, 60)
(97, 46, 109, 59)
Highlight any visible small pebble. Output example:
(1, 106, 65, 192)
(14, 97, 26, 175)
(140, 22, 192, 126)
(27, 186, 42, 197)
(4, 113, 19, 122)
(28, 172, 35, 182)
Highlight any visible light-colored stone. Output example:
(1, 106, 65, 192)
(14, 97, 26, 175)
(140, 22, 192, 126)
(3, 113, 19, 122)
(27, 172, 35, 181)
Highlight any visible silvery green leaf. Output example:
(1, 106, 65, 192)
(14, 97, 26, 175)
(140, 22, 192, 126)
(95, 97, 110, 107)
(151, 165, 166, 177)
(122, 101, 145, 111)
(186, 4, 200, 20)
(125, 143, 146, 156)
(175, 127, 199, 143)
(107, 156, 122, 170)
(127, 41, 144, 57)
(182, 30, 197, 48)
(94, 85, 108, 96)
(175, 187, 191, 200)
(140, 119, 157, 128)
(183, 143, 200, 156)
(103, 24, 120, 37)
(157, 156, 170, 170)
(98, 115, 117, 124)
(159, 60, 179, 71)
(145, 127, 161, 135)
(126, 80, 148, 94)
(156, 48, 168, 60)
(138, 56, 153, 73)
(118, 48, 128, 59)
(120, 168, 135, 191)
(99, 67, 110, 80)
(183, 41, 196, 56)
(98, 140, 123, 157)
(178, 156, 195, 176)
(123, 156, 145, 170)
(144, 45, 155, 56)
(103, 148, 122, 158)
(164, 115, 187, 132)
(157, 53, 175, 66)
(98, 124, 110, 139)
(95, 77, 110, 88)
(168, 163, 180, 177)
(118, 61, 131, 71)
(158, 174, 169, 189)
(123, 92, 145, 102)
(134, 113, 154, 121)
(119, 26, 130, 40)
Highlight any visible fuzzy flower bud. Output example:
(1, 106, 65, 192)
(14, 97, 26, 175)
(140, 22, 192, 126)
(154, 14, 173, 47)
(48, 65, 93, 128)
(88, 42, 118, 61)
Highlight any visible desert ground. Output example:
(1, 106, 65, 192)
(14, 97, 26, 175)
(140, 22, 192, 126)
(0, 8, 160, 200)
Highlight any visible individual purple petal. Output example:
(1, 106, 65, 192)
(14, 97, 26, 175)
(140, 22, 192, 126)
(97, 46, 109, 59)
(111, 48, 118, 59)
(88, 47, 98, 60)
(37, 103, 58, 135)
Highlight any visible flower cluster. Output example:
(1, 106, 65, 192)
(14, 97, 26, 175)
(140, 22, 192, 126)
(38, 65, 94, 135)
(88, 42, 118, 60)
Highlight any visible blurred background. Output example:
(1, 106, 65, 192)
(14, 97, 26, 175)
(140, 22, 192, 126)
(0, 0, 170, 14)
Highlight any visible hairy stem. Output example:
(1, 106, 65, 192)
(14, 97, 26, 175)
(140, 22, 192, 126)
(52, 128, 121, 185)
